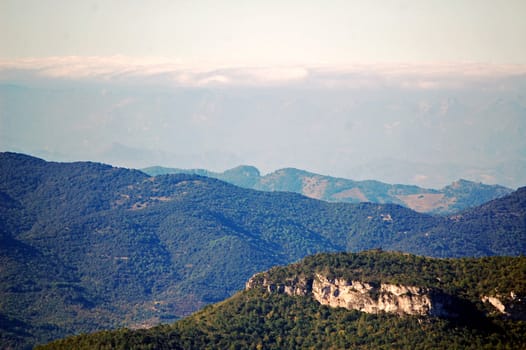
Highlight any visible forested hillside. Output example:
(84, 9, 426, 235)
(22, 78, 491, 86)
(1, 153, 525, 348)
(143, 165, 512, 214)
(38, 251, 526, 350)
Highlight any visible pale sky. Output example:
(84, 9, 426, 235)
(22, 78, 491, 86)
(1, 0, 526, 65)
(1, 1, 526, 188)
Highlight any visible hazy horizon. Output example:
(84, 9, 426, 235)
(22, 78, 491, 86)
(1, 1, 525, 188)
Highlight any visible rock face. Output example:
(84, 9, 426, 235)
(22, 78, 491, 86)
(312, 274, 433, 316)
(481, 292, 526, 320)
(246, 273, 452, 317)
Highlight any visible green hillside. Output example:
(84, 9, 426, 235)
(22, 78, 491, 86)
(38, 251, 526, 350)
(142, 165, 513, 214)
(1, 153, 525, 349)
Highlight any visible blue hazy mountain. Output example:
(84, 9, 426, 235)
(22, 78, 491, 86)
(142, 165, 512, 214)
(2, 79, 525, 189)
(1, 152, 524, 348)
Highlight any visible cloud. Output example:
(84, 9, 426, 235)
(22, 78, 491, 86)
(238, 67, 309, 82)
(1, 56, 526, 89)
(196, 74, 230, 86)
(412, 174, 429, 184)
(0, 56, 310, 86)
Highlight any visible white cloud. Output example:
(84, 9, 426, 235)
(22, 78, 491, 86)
(412, 174, 429, 184)
(0, 56, 310, 86)
(196, 74, 230, 86)
(238, 67, 309, 83)
(2, 56, 526, 89)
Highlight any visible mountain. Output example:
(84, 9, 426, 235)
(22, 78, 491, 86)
(1, 152, 525, 349)
(3, 78, 526, 189)
(142, 165, 262, 188)
(37, 251, 526, 350)
(347, 157, 526, 193)
(141, 166, 513, 214)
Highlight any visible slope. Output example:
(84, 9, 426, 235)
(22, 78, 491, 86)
(142, 165, 513, 214)
(0, 152, 524, 348)
(38, 251, 526, 350)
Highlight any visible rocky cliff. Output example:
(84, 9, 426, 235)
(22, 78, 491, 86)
(481, 292, 526, 321)
(246, 273, 454, 317)
(246, 272, 525, 319)
(312, 274, 438, 316)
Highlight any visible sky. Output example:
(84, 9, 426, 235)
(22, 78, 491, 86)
(1, 0, 526, 188)
(2, 0, 526, 64)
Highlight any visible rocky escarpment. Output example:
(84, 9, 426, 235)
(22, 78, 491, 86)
(246, 273, 456, 317)
(247, 271, 526, 320)
(312, 274, 452, 317)
(481, 292, 526, 321)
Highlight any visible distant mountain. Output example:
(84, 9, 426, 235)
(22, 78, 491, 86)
(1, 153, 524, 348)
(38, 251, 526, 350)
(346, 157, 526, 192)
(142, 165, 513, 214)
(143, 165, 262, 188)
(3, 79, 526, 189)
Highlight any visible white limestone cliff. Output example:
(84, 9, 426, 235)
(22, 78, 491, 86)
(312, 274, 433, 316)
(246, 273, 451, 317)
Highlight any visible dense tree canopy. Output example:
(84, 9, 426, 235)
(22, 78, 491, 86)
(39, 251, 526, 350)
(1, 153, 525, 348)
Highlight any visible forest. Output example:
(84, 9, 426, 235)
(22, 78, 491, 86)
(38, 251, 526, 350)
(1, 152, 525, 348)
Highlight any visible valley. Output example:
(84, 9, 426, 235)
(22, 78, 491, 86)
(0, 152, 525, 348)
(38, 251, 526, 350)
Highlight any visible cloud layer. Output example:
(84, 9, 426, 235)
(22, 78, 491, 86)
(1, 56, 526, 188)
(2, 56, 526, 88)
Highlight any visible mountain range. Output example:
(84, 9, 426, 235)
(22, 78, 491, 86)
(142, 165, 512, 214)
(38, 251, 526, 349)
(3, 79, 526, 189)
(1, 152, 525, 349)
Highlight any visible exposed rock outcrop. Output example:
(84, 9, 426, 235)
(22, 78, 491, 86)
(246, 273, 454, 317)
(312, 274, 433, 316)
(481, 292, 526, 320)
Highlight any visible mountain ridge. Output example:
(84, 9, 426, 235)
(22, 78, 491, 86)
(1, 152, 525, 348)
(142, 165, 513, 214)
(37, 251, 526, 350)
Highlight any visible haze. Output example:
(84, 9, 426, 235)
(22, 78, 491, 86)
(1, 0, 525, 188)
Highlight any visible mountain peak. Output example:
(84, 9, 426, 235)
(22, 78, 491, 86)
(143, 164, 513, 214)
(2, 154, 526, 349)
(224, 165, 261, 177)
